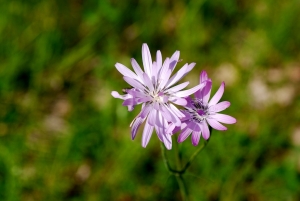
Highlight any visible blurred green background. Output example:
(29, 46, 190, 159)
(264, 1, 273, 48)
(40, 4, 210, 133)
(1, 0, 300, 200)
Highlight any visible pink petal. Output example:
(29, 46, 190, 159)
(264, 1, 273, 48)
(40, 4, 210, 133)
(212, 114, 236, 124)
(162, 132, 172, 150)
(173, 82, 205, 97)
(169, 51, 180, 70)
(169, 97, 187, 106)
(209, 101, 231, 113)
(178, 127, 192, 143)
(115, 63, 139, 80)
(165, 82, 189, 93)
(165, 63, 195, 88)
(200, 71, 208, 83)
(195, 80, 212, 103)
(131, 117, 144, 140)
(131, 58, 144, 83)
(209, 82, 225, 106)
(142, 119, 154, 147)
(156, 50, 162, 71)
(139, 104, 151, 118)
(111, 91, 128, 100)
(123, 76, 146, 91)
(169, 103, 185, 118)
(142, 43, 152, 77)
(206, 118, 227, 131)
(191, 131, 201, 146)
(148, 109, 157, 126)
(200, 121, 210, 140)
(143, 73, 154, 92)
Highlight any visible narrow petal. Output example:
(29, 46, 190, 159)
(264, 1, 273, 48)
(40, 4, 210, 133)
(165, 63, 195, 88)
(131, 117, 144, 140)
(165, 82, 189, 93)
(195, 80, 212, 104)
(209, 101, 231, 113)
(169, 103, 185, 118)
(111, 91, 129, 100)
(165, 104, 182, 126)
(200, 121, 210, 140)
(168, 97, 187, 106)
(156, 50, 162, 71)
(212, 114, 236, 124)
(115, 63, 139, 80)
(131, 58, 144, 83)
(178, 127, 192, 143)
(169, 50, 180, 70)
(143, 73, 154, 92)
(162, 132, 172, 150)
(142, 43, 152, 77)
(159, 105, 173, 123)
(142, 119, 154, 148)
(139, 104, 151, 118)
(200, 70, 208, 83)
(206, 118, 227, 131)
(173, 82, 205, 97)
(209, 82, 225, 106)
(123, 76, 146, 91)
(158, 58, 172, 90)
(191, 131, 201, 146)
(148, 109, 157, 126)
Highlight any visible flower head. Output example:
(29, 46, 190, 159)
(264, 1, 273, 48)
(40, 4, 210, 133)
(112, 44, 204, 149)
(176, 71, 237, 146)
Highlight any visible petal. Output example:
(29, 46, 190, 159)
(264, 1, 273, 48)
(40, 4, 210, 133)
(173, 82, 205, 97)
(169, 103, 185, 118)
(212, 114, 236, 124)
(142, 43, 152, 77)
(200, 70, 208, 83)
(131, 58, 144, 83)
(209, 82, 225, 106)
(169, 50, 180, 70)
(191, 131, 201, 146)
(195, 80, 212, 104)
(165, 81, 189, 93)
(148, 109, 157, 126)
(111, 91, 129, 100)
(123, 76, 146, 91)
(165, 63, 195, 88)
(158, 58, 172, 90)
(142, 119, 154, 148)
(159, 105, 173, 123)
(131, 117, 144, 140)
(209, 101, 231, 113)
(162, 132, 172, 150)
(206, 118, 227, 131)
(200, 121, 210, 140)
(156, 50, 162, 70)
(115, 63, 139, 80)
(168, 97, 187, 106)
(139, 104, 151, 118)
(143, 73, 154, 92)
(178, 127, 192, 143)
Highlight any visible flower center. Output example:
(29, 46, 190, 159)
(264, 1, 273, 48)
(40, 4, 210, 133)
(187, 99, 209, 123)
(151, 91, 166, 104)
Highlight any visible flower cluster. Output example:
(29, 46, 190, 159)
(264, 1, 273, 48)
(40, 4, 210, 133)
(112, 44, 236, 149)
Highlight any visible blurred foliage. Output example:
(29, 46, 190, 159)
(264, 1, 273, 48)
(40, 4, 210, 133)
(0, 0, 300, 200)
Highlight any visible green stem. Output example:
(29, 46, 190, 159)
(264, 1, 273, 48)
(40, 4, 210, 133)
(175, 174, 188, 201)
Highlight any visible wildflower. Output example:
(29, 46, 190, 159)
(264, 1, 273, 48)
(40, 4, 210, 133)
(111, 44, 205, 149)
(176, 71, 237, 146)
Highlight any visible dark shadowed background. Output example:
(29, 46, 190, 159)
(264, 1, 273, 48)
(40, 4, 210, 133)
(0, 0, 300, 200)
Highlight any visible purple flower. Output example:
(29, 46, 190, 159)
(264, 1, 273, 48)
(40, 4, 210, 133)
(111, 43, 204, 149)
(176, 71, 237, 146)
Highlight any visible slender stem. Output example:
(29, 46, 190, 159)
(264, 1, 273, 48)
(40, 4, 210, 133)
(181, 140, 208, 173)
(175, 174, 188, 201)
(173, 136, 181, 170)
